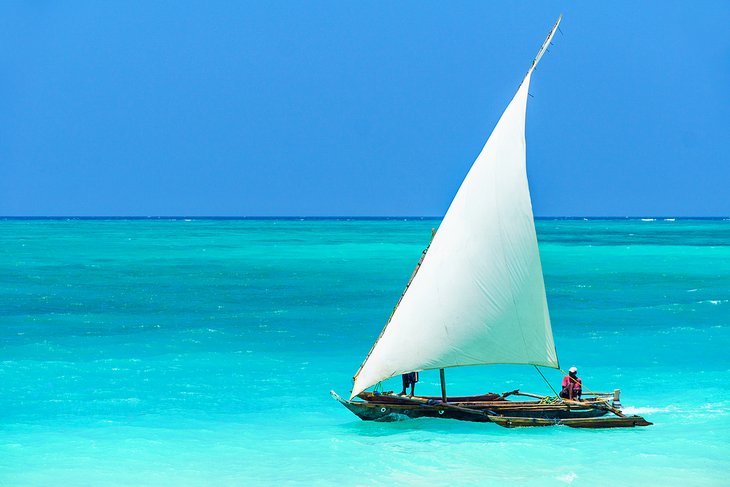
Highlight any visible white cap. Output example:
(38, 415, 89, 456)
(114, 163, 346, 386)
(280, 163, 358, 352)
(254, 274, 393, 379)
(569, 366, 578, 373)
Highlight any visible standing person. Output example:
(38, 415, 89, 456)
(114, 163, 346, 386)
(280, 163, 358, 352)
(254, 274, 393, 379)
(560, 366, 582, 400)
(399, 371, 419, 397)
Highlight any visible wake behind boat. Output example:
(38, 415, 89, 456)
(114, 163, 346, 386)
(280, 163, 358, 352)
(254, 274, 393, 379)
(332, 16, 651, 429)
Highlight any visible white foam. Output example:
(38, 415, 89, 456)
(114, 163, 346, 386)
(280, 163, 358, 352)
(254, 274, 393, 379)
(641, 218, 655, 222)
(622, 406, 674, 415)
(664, 218, 676, 221)
(556, 473, 577, 484)
(699, 299, 726, 305)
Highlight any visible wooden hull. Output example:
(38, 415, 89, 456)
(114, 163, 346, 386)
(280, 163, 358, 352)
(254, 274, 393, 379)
(332, 391, 612, 423)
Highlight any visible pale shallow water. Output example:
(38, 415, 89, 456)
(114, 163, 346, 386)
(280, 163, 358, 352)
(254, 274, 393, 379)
(1, 218, 729, 485)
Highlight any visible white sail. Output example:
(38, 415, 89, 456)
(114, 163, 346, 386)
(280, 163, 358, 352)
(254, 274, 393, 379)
(351, 18, 562, 399)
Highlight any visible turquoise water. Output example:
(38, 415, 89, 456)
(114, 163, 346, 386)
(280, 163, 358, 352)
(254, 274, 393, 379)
(1, 218, 729, 485)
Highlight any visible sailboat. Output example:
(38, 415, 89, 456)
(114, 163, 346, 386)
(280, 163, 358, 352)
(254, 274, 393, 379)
(331, 16, 651, 428)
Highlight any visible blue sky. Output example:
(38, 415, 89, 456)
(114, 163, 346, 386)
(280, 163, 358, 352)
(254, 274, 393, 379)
(1, 2, 728, 217)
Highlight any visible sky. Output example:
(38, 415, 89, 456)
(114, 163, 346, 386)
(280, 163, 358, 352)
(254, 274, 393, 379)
(1, 1, 728, 217)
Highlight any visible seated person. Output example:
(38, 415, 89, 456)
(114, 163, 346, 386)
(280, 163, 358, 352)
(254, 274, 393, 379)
(560, 366, 582, 400)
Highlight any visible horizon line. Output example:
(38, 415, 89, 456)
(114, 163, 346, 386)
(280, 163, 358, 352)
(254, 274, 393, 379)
(1, 215, 729, 220)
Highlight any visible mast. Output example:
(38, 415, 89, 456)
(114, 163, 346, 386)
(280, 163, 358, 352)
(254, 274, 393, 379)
(440, 369, 447, 403)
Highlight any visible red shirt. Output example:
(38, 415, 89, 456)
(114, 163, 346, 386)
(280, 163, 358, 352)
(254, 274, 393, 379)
(562, 375, 582, 391)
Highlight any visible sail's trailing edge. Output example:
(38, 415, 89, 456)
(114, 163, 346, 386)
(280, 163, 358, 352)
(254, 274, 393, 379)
(350, 17, 562, 399)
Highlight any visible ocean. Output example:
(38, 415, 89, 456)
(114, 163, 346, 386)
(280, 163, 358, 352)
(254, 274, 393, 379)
(1, 218, 728, 486)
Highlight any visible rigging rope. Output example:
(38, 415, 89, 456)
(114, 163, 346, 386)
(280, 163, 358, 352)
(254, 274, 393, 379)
(533, 365, 560, 398)
(534, 364, 604, 398)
